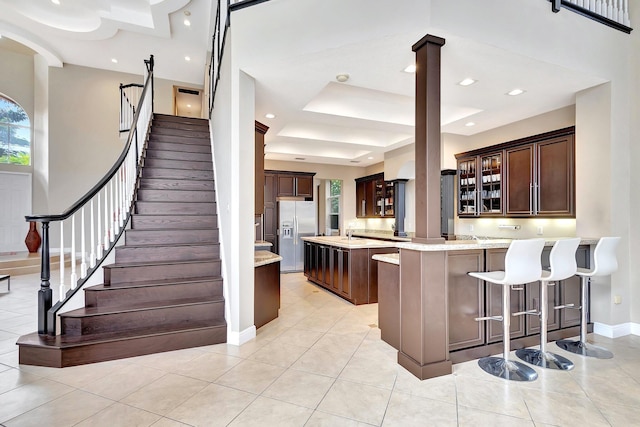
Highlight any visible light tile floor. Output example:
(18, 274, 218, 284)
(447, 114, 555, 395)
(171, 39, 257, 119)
(1, 271, 640, 426)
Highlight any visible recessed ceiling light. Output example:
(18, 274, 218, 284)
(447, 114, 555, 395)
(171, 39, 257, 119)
(51, 0, 60, 4)
(294, 157, 306, 161)
(111, 58, 118, 64)
(264, 113, 276, 119)
(465, 122, 475, 127)
(184, 56, 191, 61)
(336, 73, 349, 83)
(367, 156, 374, 160)
(403, 64, 416, 73)
(507, 88, 525, 96)
(186, 104, 191, 108)
(458, 78, 477, 86)
(184, 19, 191, 26)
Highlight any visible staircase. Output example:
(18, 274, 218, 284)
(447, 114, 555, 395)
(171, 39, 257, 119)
(17, 114, 226, 367)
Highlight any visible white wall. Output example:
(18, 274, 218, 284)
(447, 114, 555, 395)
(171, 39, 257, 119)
(211, 32, 257, 344)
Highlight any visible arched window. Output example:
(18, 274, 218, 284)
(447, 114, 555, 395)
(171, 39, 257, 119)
(0, 94, 31, 165)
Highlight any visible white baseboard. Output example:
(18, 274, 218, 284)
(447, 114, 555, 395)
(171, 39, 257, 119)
(593, 322, 640, 338)
(227, 325, 256, 346)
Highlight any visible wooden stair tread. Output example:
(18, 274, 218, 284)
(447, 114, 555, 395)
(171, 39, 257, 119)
(105, 258, 220, 269)
(61, 297, 224, 317)
(117, 242, 219, 250)
(85, 276, 223, 291)
(17, 322, 225, 349)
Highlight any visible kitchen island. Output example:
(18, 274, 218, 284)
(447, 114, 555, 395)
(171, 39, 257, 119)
(374, 238, 597, 380)
(301, 236, 397, 305)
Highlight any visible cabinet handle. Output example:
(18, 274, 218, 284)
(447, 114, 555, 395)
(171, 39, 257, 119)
(535, 182, 540, 215)
(529, 183, 534, 215)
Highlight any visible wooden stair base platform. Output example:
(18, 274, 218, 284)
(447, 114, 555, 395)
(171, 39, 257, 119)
(17, 322, 226, 368)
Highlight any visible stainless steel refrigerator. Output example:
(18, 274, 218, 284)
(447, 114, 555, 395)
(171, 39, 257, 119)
(279, 200, 316, 272)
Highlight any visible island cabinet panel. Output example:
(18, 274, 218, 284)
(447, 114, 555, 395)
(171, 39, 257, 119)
(560, 245, 589, 328)
(378, 261, 400, 349)
(485, 248, 526, 343)
(447, 250, 486, 351)
(254, 261, 280, 329)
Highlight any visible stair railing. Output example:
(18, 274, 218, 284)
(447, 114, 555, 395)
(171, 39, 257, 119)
(119, 83, 144, 133)
(25, 55, 155, 336)
(550, 0, 632, 32)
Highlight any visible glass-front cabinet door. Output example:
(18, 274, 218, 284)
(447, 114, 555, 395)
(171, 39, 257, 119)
(457, 157, 477, 216)
(479, 152, 502, 215)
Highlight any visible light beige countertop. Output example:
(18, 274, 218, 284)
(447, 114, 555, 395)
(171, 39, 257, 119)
(397, 237, 599, 252)
(255, 240, 273, 247)
(254, 250, 282, 267)
(352, 231, 411, 242)
(302, 235, 398, 249)
(372, 253, 400, 265)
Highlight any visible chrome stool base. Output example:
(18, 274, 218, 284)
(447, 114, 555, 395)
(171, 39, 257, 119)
(515, 348, 574, 370)
(556, 340, 614, 359)
(478, 357, 538, 382)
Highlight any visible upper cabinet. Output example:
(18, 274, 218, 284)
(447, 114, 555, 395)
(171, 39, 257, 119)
(255, 121, 268, 215)
(276, 173, 314, 199)
(456, 127, 575, 218)
(355, 173, 394, 218)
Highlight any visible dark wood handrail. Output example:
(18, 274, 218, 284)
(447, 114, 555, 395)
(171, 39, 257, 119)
(26, 56, 154, 224)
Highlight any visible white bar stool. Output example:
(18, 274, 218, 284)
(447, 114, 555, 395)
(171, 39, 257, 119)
(469, 238, 545, 381)
(556, 236, 620, 359)
(516, 238, 581, 370)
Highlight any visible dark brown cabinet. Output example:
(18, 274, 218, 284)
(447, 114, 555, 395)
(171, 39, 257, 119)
(255, 121, 268, 215)
(263, 172, 278, 252)
(304, 240, 396, 305)
(448, 250, 486, 351)
(456, 127, 575, 218)
(355, 173, 401, 219)
(254, 261, 280, 329)
(276, 173, 314, 199)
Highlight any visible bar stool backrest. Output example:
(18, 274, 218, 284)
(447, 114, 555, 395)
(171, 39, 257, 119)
(547, 238, 581, 282)
(591, 237, 621, 277)
(503, 239, 545, 285)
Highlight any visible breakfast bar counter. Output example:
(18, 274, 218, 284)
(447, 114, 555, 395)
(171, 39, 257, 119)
(373, 238, 598, 380)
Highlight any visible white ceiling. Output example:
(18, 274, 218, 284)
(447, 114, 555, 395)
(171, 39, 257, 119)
(1, 0, 609, 168)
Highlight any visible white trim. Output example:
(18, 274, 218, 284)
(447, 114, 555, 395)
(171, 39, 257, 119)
(593, 322, 640, 338)
(227, 325, 256, 346)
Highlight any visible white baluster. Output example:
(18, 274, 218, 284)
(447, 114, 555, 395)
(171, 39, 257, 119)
(59, 220, 65, 302)
(90, 199, 96, 268)
(607, 0, 614, 19)
(119, 168, 125, 227)
(624, 0, 630, 26)
(104, 188, 110, 248)
(111, 179, 116, 241)
(596, 0, 603, 16)
(97, 193, 103, 259)
(612, 0, 619, 22)
(80, 207, 87, 278)
(70, 214, 77, 289)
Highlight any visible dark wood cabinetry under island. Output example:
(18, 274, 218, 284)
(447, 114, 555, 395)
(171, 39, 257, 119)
(302, 236, 397, 305)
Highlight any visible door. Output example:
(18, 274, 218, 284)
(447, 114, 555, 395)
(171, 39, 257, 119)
(505, 145, 534, 216)
(0, 172, 32, 252)
(536, 136, 574, 216)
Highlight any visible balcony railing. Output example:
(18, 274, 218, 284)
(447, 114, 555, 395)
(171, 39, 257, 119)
(551, 0, 632, 33)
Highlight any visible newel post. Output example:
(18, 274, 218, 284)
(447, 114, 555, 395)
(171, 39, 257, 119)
(37, 221, 52, 335)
